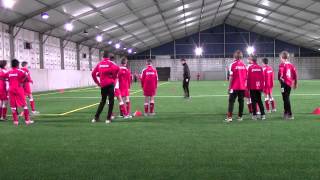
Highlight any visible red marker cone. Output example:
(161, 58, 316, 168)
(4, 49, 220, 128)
(134, 110, 142, 117)
(312, 107, 320, 115)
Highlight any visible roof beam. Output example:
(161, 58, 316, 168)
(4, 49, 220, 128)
(77, 0, 148, 50)
(222, 0, 237, 24)
(236, 0, 320, 43)
(77, 0, 198, 44)
(122, 1, 162, 45)
(40, 0, 127, 33)
(197, 0, 205, 32)
(10, 0, 74, 25)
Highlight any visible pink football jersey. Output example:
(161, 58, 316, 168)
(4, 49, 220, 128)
(228, 59, 247, 91)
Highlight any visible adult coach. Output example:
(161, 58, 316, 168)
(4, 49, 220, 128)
(181, 59, 190, 98)
(278, 51, 297, 120)
(225, 50, 247, 122)
(91, 51, 119, 124)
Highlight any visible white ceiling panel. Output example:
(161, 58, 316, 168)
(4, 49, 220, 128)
(101, 3, 130, 18)
(286, 0, 314, 9)
(57, 1, 93, 17)
(126, 0, 154, 9)
(78, 13, 106, 26)
(12, 0, 46, 15)
(33, 9, 70, 26)
(0, 0, 320, 52)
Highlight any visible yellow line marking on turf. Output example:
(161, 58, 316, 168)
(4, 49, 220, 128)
(59, 103, 100, 116)
(59, 82, 170, 116)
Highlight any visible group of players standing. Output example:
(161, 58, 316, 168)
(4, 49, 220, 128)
(0, 59, 39, 126)
(91, 50, 298, 124)
(225, 50, 297, 122)
(91, 51, 158, 124)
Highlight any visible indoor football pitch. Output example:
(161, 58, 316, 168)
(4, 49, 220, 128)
(0, 80, 319, 180)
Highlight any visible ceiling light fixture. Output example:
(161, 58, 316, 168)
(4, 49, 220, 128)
(2, 0, 15, 9)
(64, 22, 74, 32)
(41, 12, 49, 20)
(96, 35, 103, 42)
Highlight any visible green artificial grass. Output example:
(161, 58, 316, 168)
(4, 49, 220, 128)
(0, 80, 320, 180)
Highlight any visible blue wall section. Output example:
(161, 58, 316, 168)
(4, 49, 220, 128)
(130, 24, 320, 60)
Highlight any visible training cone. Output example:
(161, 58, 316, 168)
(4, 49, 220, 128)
(312, 107, 320, 115)
(134, 110, 142, 117)
(59, 89, 65, 94)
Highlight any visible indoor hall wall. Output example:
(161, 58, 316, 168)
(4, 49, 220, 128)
(44, 35, 61, 69)
(128, 57, 320, 81)
(14, 28, 40, 68)
(80, 45, 90, 71)
(0, 22, 99, 92)
(29, 69, 95, 92)
(0, 22, 11, 61)
(64, 41, 77, 70)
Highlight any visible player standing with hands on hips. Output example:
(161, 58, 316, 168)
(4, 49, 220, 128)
(91, 51, 119, 124)
(278, 51, 297, 120)
(181, 59, 190, 99)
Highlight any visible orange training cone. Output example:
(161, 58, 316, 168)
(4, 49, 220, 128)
(312, 107, 320, 115)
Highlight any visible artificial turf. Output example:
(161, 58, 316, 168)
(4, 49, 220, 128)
(0, 80, 319, 180)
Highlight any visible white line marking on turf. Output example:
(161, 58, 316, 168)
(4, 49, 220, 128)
(34, 87, 98, 97)
(38, 93, 320, 99)
(59, 82, 170, 115)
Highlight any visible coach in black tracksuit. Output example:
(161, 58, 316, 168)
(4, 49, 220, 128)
(181, 59, 190, 98)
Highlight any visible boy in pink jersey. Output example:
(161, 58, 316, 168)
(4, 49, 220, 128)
(0, 60, 8, 121)
(21, 61, 39, 115)
(247, 55, 266, 120)
(141, 59, 158, 116)
(5, 59, 33, 126)
(262, 58, 276, 113)
(225, 50, 248, 122)
(115, 58, 132, 119)
(278, 51, 298, 120)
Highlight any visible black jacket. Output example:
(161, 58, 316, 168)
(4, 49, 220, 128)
(183, 63, 190, 79)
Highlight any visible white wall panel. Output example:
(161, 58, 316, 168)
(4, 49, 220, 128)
(30, 69, 95, 92)
(44, 36, 61, 69)
(0, 22, 10, 61)
(91, 48, 100, 68)
(64, 41, 77, 70)
(14, 28, 40, 68)
(80, 45, 89, 70)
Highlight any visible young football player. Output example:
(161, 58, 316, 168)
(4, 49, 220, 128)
(278, 51, 298, 120)
(225, 50, 247, 122)
(141, 59, 158, 116)
(115, 58, 132, 119)
(91, 51, 120, 124)
(247, 55, 266, 120)
(262, 58, 276, 113)
(0, 60, 8, 121)
(21, 61, 39, 115)
(5, 59, 33, 126)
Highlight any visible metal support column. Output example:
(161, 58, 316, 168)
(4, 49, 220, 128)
(76, 43, 80, 70)
(60, 39, 65, 70)
(89, 47, 93, 71)
(174, 39, 176, 59)
(223, 24, 226, 58)
(39, 33, 44, 69)
(9, 25, 15, 60)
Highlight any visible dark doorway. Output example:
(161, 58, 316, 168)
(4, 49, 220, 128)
(156, 67, 171, 81)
